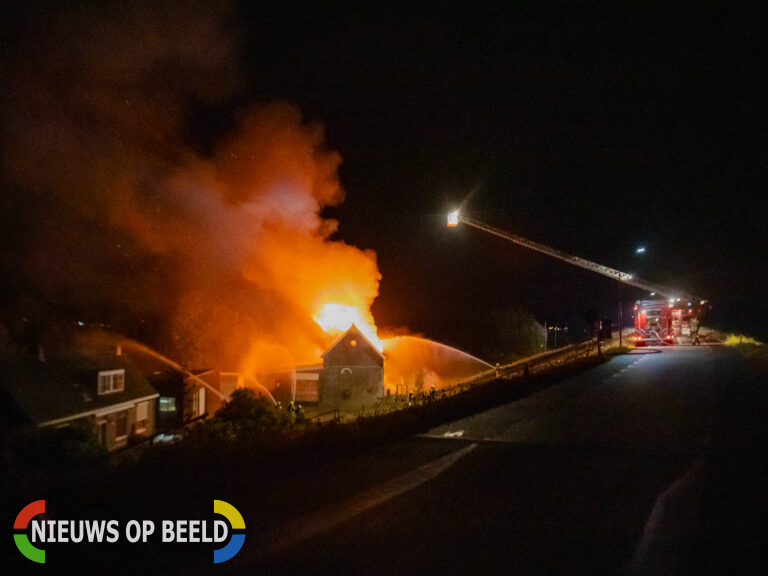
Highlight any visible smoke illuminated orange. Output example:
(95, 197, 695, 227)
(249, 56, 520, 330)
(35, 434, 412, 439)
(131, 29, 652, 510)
(313, 303, 383, 351)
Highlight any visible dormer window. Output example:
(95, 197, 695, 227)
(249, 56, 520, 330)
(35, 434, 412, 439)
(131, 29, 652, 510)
(98, 369, 125, 395)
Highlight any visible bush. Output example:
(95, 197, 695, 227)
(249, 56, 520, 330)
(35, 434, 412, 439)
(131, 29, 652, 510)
(188, 388, 292, 445)
(13, 423, 105, 470)
(496, 306, 545, 359)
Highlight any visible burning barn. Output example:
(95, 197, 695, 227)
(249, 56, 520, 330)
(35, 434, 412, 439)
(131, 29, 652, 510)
(318, 325, 384, 410)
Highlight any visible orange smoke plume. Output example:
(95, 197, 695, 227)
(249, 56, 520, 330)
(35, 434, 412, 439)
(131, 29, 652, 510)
(0, 0, 382, 383)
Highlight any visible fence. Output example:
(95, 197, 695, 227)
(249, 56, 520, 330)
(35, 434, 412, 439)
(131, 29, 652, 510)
(352, 337, 613, 419)
(460, 337, 604, 387)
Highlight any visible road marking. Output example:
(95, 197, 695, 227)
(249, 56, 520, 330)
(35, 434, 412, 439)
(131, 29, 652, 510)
(239, 442, 478, 562)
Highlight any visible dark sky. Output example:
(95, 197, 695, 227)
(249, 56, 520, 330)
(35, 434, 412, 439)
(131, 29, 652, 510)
(2, 2, 767, 355)
(234, 3, 768, 348)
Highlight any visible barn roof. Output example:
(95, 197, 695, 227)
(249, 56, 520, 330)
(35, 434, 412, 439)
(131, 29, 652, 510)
(321, 324, 384, 361)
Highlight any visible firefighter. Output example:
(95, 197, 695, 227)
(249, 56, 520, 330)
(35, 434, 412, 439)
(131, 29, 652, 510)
(690, 316, 701, 345)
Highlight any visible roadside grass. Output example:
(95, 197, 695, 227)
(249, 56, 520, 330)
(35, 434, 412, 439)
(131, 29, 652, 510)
(725, 333, 763, 346)
(604, 345, 632, 357)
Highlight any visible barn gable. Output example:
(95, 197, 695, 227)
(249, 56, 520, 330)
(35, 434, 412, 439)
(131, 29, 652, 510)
(318, 325, 384, 410)
(321, 325, 384, 367)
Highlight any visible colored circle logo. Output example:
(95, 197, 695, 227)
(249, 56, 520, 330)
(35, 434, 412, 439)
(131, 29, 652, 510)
(213, 500, 246, 563)
(14, 500, 46, 563)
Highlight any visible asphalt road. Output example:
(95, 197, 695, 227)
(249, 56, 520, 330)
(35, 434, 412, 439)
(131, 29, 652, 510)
(234, 346, 764, 575)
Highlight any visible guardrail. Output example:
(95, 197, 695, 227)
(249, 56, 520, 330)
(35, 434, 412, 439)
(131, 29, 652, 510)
(364, 337, 610, 418)
(310, 408, 341, 424)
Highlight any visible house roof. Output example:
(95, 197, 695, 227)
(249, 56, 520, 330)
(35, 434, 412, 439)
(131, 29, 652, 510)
(147, 368, 218, 397)
(294, 363, 323, 373)
(321, 324, 384, 362)
(0, 352, 158, 427)
(146, 370, 184, 397)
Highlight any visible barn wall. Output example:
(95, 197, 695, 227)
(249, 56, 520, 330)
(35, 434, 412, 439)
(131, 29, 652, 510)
(318, 365, 383, 410)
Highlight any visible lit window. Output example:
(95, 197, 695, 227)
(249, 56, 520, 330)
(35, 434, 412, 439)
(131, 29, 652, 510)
(97, 369, 126, 395)
(159, 397, 176, 412)
(135, 401, 149, 434)
(198, 388, 205, 416)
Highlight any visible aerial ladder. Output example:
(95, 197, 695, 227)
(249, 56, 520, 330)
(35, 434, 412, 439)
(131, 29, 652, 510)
(447, 210, 707, 345)
(448, 210, 702, 303)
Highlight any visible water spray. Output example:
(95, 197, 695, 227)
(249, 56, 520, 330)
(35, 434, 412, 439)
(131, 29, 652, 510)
(120, 339, 278, 406)
(121, 340, 229, 401)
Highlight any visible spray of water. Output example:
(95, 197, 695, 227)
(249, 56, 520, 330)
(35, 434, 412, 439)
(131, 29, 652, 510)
(384, 336, 493, 367)
(120, 339, 278, 405)
(289, 369, 297, 403)
(382, 336, 493, 393)
(241, 374, 279, 406)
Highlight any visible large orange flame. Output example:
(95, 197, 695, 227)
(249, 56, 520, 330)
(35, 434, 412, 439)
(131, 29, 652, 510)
(313, 303, 383, 351)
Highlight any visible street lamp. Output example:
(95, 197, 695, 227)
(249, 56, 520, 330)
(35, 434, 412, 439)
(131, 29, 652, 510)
(447, 210, 460, 227)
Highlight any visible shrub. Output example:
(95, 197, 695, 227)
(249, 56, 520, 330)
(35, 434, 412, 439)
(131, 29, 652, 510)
(13, 423, 105, 469)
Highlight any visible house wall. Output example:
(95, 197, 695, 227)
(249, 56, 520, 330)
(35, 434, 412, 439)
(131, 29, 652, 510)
(95, 399, 155, 451)
(156, 391, 184, 432)
(183, 383, 206, 423)
(188, 370, 223, 415)
(153, 379, 211, 433)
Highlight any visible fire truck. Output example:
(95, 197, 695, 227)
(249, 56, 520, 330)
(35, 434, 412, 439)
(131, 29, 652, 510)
(633, 300, 674, 345)
(448, 210, 707, 346)
(633, 299, 703, 346)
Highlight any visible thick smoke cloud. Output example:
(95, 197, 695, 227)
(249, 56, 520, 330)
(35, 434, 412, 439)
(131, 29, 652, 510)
(0, 1, 380, 371)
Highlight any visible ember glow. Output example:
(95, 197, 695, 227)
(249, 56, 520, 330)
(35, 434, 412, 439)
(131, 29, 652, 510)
(314, 303, 383, 351)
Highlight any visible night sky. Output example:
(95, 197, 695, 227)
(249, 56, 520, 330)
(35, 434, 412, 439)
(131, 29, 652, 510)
(2, 2, 767, 357)
(238, 3, 767, 348)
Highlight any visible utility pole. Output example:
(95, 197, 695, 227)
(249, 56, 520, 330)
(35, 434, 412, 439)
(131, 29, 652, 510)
(619, 301, 623, 348)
